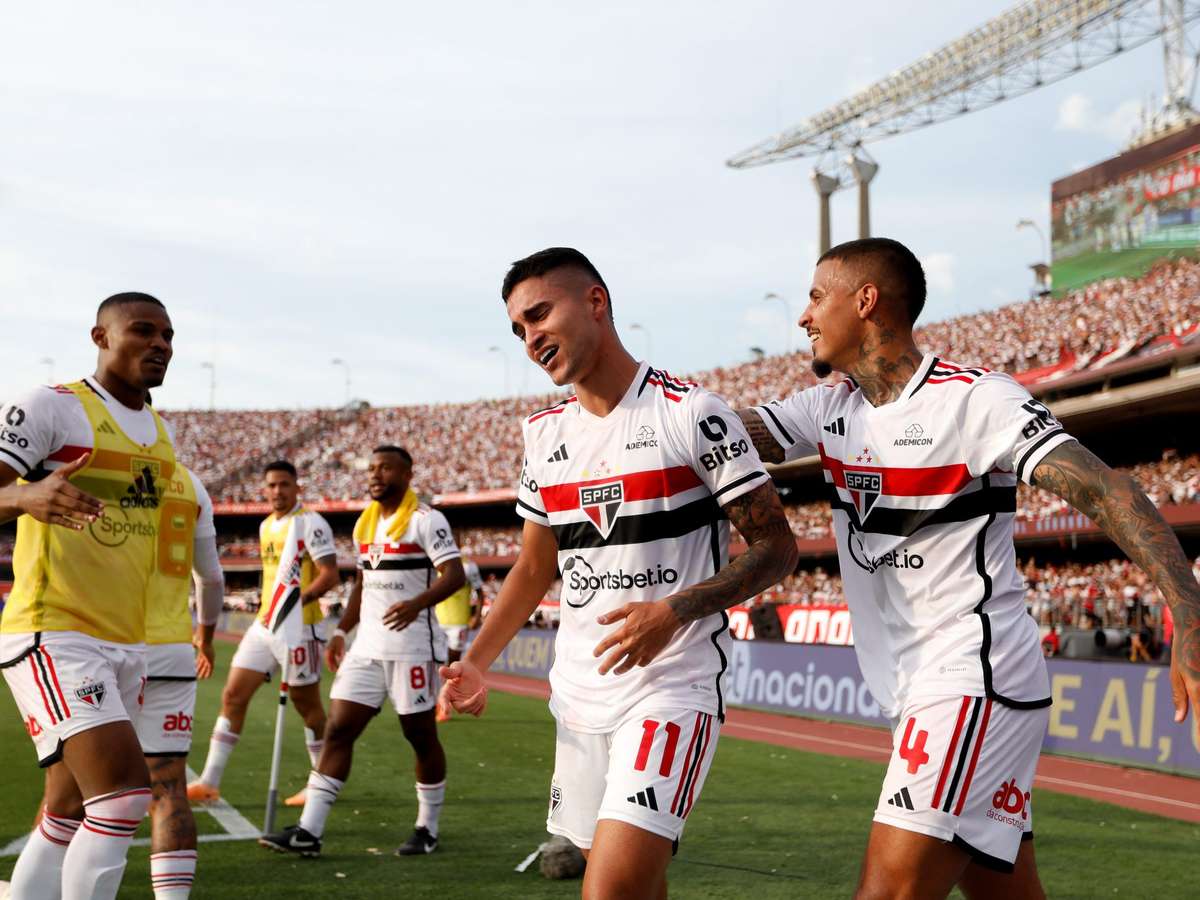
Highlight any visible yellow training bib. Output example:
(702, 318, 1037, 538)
(259, 507, 323, 627)
(145, 464, 199, 645)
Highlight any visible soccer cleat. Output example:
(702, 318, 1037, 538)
(394, 826, 438, 856)
(186, 781, 220, 804)
(259, 824, 322, 858)
(283, 788, 307, 807)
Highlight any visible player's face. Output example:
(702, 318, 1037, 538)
(93, 302, 174, 390)
(367, 452, 411, 501)
(263, 471, 299, 513)
(506, 272, 606, 388)
(800, 259, 865, 377)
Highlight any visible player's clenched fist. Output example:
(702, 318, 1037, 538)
(17, 454, 104, 529)
(438, 659, 488, 717)
(593, 599, 684, 676)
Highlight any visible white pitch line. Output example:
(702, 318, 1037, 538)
(1, 767, 259, 858)
(725, 720, 891, 757)
(1033, 774, 1200, 812)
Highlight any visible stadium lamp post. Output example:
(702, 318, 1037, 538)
(487, 346, 510, 396)
(39, 356, 54, 385)
(764, 292, 794, 354)
(200, 361, 216, 411)
(629, 322, 653, 362)
(1017, 219, 1052, 295)
(331, 358, 351, 406)
(1016, 219, 1049, 265)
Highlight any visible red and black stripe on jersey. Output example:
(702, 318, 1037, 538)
(358, 542, 433, 571)
(637, 367, 695, 403)
(527, 396, 579, 424)
(911, 357, 990, 395)
(816, 444, 1016, 537)
(539, 465, 735, 553)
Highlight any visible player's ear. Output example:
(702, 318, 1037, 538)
(856, 283, 880, 321)
(91, 324, 108, 350)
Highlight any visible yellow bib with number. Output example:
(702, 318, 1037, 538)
(3, 382, 179, 644)
(145, 464, 199, 645)
(259, 508, 323, 626)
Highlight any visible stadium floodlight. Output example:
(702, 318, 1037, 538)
(38, 356, 54, 385)
(487, 346, 510, 396)
(200, 361, 216, 411)
(728, 0, 1200, 173)
(330, 358, 351, 406)
(764, 292, 796, 353)
(629, 322, 654, 362)
(1016, 218, 1050, 264)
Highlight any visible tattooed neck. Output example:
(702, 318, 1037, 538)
(846, 325, 923, 407)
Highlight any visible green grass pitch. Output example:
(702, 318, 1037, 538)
(2, 643, 1198, 898)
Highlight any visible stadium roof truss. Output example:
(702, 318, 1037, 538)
(728, 0, 1200, 171)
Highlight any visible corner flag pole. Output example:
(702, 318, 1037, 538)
(263, 680, 289, 834)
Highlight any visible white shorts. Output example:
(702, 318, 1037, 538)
(547, 707, 720, 850)
(441, 625, 468, 653)
(229, 620, 325, 687)
(329, 654, 438, 716)
(137, 643, 197, 756)
(874, 694, 1049, 872)
(0, 631, 146, 767)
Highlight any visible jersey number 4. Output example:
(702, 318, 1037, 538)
(634, 719, 682, 776)
(898, 717, 930, 775)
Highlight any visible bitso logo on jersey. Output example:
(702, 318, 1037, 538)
(74, 678, 107, 709)
(845, 470, 882, 518)
(579, 481, 623, 538)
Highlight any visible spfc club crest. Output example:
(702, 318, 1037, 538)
(579, 481, 623, 538)
(845, 470, 882, 519)
(367, 543, 385, 568)
(549, 783, 563, 816)
(75, 678, 106, 709)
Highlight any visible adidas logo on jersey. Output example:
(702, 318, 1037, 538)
(97, 420, 117, 435)
(627, 787, 660, 811)
(823, 417, 846, 436)
(886, 787, 915, 810)
(547, 443, 570, 463)
(121, 463, 161, 509)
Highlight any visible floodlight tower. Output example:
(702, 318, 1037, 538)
(728, 0, 1200, 251)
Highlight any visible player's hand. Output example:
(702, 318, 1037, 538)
(437, 659, 488, 717)
(383, 599, 423, 631)
(18, 454, 104, 529)
(593, 599, 683, 676)
(1170, 630, 1200, 748)
(326, 634, 346, 672)
(194, 638, 215, 679)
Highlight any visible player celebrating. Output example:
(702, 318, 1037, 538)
(438, 248, 798, 899)
(187, 461, 338, 806)
(259, 445, 465, 857)
(0, 293, 176, 900)
(739, 237, 1200, 899)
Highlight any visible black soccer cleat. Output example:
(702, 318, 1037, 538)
(259, 824, 322, 858)
(395, 826, 438, 856)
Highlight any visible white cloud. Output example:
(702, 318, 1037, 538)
(921, 252, 955, 295)
(1055, 93, 1142, 144)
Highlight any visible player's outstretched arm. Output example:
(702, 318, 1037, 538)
(594, 481, 799, 675)
(737, 409, 785, 464)
(1032, 440, 1200, 742)
(438, 519, 558, 717)
(0, 455, 103, 527)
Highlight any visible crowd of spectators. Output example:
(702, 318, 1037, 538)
(158, 258, 1200, 502)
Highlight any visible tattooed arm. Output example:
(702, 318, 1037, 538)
(593, 482, 799, 675)
(1032, 440, 1200, 740)
(737, 409, 785, 464)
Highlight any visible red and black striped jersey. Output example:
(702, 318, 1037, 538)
(517, 361, 769, 732)
(754, 353, 1072, 720)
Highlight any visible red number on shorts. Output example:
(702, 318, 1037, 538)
(292, 646, 307, 667)
(633, 719, 683, 776)
(410, 665, 426, 691)
(898, 717, 930, 775)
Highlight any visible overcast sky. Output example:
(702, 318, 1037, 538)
(0, 1, 1177, 410)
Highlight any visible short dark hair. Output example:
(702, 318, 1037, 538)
(96, 292, 166, 322)
(264, 460, 297, 479)
(818, 238, 926, 325)
(373, 445, 412, 467)
(501, 247, 612, 318)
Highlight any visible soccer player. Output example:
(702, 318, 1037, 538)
(738, 237, 1200, 900)
(259, 445, 465, 857)
(438, 248, 798, 899)
(187, 461, 338, 806)
(0, 293, 176, 900)
(13, 464, 225, 900)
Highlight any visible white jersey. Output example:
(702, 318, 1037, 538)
(517, 361, 770, 733)
(1, 377, 174, 478)
(351, 505, 460, 661)
(754, 354, 1071, 719)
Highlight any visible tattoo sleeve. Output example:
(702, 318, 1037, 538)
(1032, 440, 1200, 683)
(736, 409, 785, 464)
(667, 482, 799, 623)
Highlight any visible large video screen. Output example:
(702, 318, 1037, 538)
(1051, 122, 1200, 294)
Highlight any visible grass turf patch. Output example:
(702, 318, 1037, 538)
(2, 642, 1197, 897)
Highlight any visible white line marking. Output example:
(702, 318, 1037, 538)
(725, 720, 891, 757)
(1033, 774, 1200, 812)
(1, 767, 259, 857)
